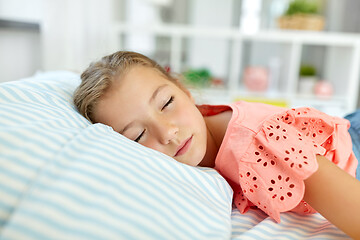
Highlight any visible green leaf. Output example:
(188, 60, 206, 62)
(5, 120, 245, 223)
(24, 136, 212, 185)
(285, 0, 319, 16)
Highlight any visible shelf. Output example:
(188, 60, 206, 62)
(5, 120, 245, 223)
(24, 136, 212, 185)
(113, 23, 360, 46)
(113, 23, 236, 38)
(0, 19, 39, 30)
(112, 23, 360, 116)
(193, 83, 348, 102)
(191, 87, 347, 109)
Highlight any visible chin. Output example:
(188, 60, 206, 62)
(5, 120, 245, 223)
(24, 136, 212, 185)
(191, 150, 207, 167)
(177, 151, 204, 167)
(178, 157, 201, 167)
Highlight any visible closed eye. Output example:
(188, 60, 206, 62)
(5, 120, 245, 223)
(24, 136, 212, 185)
(134, 130, 145, 142)
(162, 96, 174, 110)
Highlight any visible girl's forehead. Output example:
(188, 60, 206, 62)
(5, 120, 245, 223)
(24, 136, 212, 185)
(120, 66, 167, 84)
(107, 66, 171, 99)
(119, 67, 175, 91)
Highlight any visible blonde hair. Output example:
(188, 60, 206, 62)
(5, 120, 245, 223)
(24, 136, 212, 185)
(73, 51, 180, 123)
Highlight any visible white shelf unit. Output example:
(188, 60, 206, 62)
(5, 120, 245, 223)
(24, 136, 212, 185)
(111, 23, 360, 116)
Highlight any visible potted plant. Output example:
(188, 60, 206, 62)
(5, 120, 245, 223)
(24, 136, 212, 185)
(183, 68, 212, 87)
(300, 64, 316, 77)
(277, 0, 324, 31)
(298, 64, 318, 94)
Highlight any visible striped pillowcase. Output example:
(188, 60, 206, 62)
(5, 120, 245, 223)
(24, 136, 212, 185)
(0, 71, 233, 239)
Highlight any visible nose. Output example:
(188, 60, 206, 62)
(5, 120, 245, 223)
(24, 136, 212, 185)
(157, 121, 178, 145)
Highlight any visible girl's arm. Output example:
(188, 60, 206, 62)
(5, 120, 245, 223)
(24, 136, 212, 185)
(303, 155, 360, 239)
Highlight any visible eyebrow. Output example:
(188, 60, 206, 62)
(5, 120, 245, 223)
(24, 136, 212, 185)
(120, 84, 168, 134)
(150, 84, 168, 103)
(119, 122, 135, 134)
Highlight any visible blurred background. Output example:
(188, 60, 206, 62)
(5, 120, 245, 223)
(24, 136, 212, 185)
(1, 0, 360, 116)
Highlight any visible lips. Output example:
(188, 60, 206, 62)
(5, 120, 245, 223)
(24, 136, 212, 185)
(174, 136, 193, 157)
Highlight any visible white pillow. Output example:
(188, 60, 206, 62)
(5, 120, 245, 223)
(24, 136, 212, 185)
(0, 71, 233, 239)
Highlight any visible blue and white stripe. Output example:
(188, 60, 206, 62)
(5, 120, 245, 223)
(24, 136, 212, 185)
(0, 71, 350, 239)
(0, 71, 232, 239)
(230, 202, 350, 239)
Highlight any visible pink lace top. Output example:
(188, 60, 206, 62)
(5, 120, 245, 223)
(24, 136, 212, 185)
(198, 101, 358, 223)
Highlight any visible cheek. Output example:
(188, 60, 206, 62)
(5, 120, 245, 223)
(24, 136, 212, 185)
(177, 104, 205, 129)
(142, 138, 170, 156)
(142, 140, 161, 153)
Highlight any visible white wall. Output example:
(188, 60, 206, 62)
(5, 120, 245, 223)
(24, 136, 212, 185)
(123, 0, 158, 56)
(42, 0, 114, 72)
(0, 0, 115, 82)
(0, 0, 43, 82)
(0, 28, 41, 82)
(0, 0, 43, 23)
(0, 0, 359, 86)
(187, 0, 233, 78)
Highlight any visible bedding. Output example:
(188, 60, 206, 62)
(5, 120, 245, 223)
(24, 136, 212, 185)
(0, 71, 349, 239)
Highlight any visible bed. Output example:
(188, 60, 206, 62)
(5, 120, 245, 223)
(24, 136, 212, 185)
(0, 71, 350, 239)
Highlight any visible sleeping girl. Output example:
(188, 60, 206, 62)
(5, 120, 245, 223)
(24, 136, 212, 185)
(73, 51, 360, 239)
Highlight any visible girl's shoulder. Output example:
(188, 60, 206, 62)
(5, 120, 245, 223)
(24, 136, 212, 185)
(197, 104, 231, 117)
(229, 101, 287, 131)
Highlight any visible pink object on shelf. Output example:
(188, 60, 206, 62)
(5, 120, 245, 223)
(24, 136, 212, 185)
(314, 81, 333, 98)
(243, 67, 269, 92)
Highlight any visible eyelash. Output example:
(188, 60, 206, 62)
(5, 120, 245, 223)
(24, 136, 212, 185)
(134, 96, 174, 143)
(135, 130, 145, 142)
(162, 96, 174, 110)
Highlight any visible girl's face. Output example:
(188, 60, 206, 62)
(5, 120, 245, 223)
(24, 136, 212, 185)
(93, 66, 208, 166)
